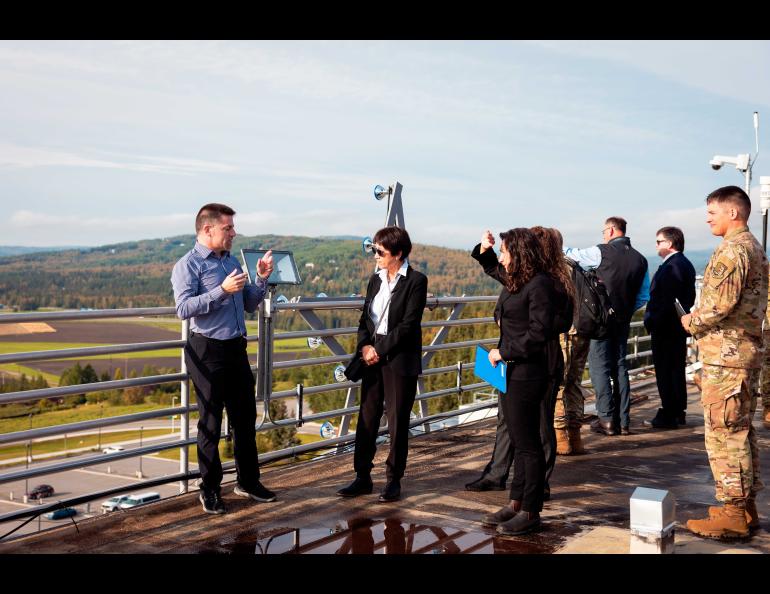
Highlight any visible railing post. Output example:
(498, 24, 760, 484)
(179, 319, 190, 494)
(417, 302, 466, 433)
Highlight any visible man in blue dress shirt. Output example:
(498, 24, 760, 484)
(171, 203, 276, 515)
(563, 217, 650, 436)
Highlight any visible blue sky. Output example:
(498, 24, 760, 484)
(1, 40, 769, 253)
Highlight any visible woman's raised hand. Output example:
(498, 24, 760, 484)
(480, 229, 495, 252)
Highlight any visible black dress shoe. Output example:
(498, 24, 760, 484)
(465, 478, 506, 492)
(644, 416, 678, 429)
(590, 418, 617, 436)
(378, 481, 401, 502)
(336, 476, 373, 497)
(677, 412, 687, 425)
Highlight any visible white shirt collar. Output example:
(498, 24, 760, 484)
(662, 250, 679, 264)
(377, 259, 409, 281)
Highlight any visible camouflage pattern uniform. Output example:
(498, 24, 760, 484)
(554, 327, 591, 430)
(761, 269, 770, 418)
(688, 226, 768, 506)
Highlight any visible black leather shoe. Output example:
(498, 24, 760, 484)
(465, 478, 506, 492)
(481, 505, 517, 527)
(644, 416, 678, 429)
(497, 512, 541, 536)
(643, 409, 678, 429)
(336, 476, 373, 498)
(378, 481, 401, 502)
(590, 418, 617, 436)
(620, 426, 631, 435)
(677, 412, 687, 425)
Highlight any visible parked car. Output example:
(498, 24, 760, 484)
(102, 445, 125, 454)
(44, 507, 77, 520)
(118, 492, 161, 509)
(101, 495, 131, 512)
(27, 484, 54, 500)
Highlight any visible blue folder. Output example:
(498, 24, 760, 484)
(473, 344, 507, 393)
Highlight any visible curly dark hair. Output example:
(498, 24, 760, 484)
(499, 228, 545, 293)
(530, 226, 576, 303)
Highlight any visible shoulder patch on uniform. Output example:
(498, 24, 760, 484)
(711, 261, 728, 279)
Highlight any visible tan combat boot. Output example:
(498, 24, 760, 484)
(568, 425, 586, 455)
(708, 500, 760, 530)
(687, 503, 750, 539)
(555, 428, 571, 455)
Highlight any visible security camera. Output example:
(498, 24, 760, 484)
(709, 154, 750, 173)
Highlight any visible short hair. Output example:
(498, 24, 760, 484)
(705, 185, 751, 221)
(657, 226, 685, 251)
(373, 226, 412, 260)
(605, 216, 627, 234)
(195, 203, 235, 234)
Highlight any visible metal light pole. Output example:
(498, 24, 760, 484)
(709, 112, 760, 234)
(138, 425, 144, 478)
(97, 403, 103, 450)
(25, 413, 32, 498)
(760, 176, 770, 252)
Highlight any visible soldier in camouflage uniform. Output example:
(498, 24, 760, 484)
(681, 186, 768, 539)
(554, 328, 590, 454)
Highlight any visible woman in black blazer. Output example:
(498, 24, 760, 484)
(337, 226, 428, 503)
(471, 227, 557, 535)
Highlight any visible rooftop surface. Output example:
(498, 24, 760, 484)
(2, 379, 769, 554)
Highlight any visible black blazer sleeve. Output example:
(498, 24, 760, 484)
(471, 243, 507, 286)
(644, 254, 696, 334)
(373, 272, 428, 359)
(499, 275, 554, 361)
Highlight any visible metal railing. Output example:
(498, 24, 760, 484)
(0, 295, 662, 530)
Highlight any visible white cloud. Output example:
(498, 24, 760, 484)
(0, 142, 237, 175)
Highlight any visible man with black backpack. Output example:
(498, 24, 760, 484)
(553, 258, 613, 455)
(564, 217, 650, 436)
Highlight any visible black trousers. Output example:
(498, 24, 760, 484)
(480, 380, 557, 490)
(184, 333, 259, 493)
(499, 376, 548, 513)
(353, 362, 417, 482)
(651, 330, 688, 420)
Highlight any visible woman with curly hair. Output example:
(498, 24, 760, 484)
(471, 227, 558, 535)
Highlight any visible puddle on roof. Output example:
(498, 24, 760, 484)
(204, 516, 578, 554)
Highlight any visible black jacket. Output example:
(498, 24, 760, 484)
(643, 252, 696, 337)
(472, 244, 557, 380)
(354, 265, 428, 376)
(597, 236, 648, 324)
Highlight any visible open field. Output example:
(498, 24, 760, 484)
(0, 402, 176, 434)
(0, 318, 315, 381)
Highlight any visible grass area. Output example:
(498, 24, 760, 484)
(0, 402, 174, 434)
(0, 428, 173, 464)
(0, 364, 60, 386)
(0, 337, 311, 359)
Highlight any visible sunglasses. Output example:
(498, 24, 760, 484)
(368, 245, 387, 257)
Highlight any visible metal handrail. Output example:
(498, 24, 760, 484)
(0, 298, 660, 532)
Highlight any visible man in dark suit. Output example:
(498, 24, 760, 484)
(643, 226, 696, 429)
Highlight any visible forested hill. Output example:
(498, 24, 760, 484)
(0, 235, 502, 310)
